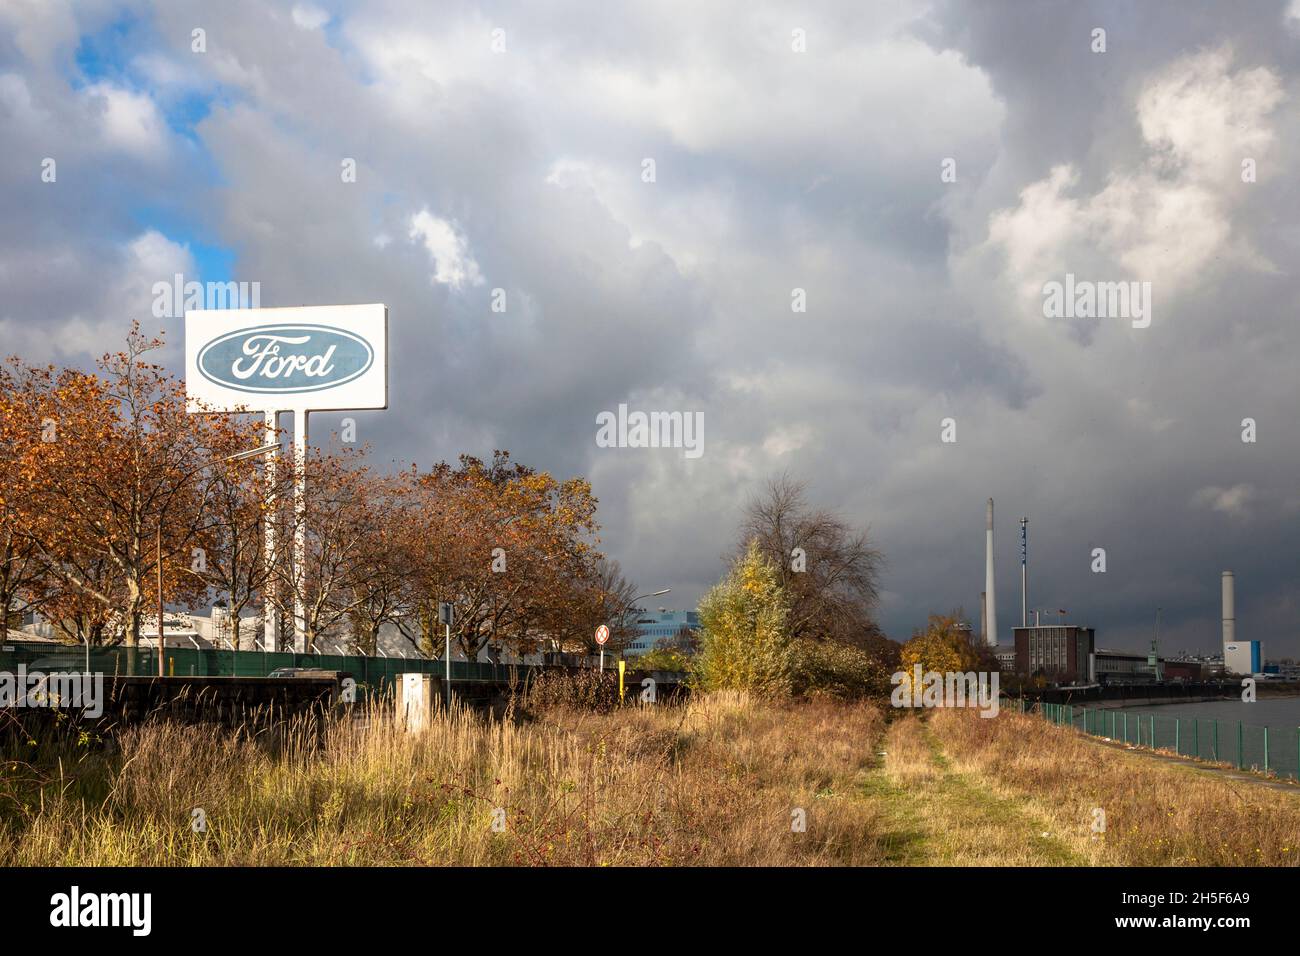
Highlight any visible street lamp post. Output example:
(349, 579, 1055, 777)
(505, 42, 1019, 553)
(156, 522, 164, 677)
(438, 601, 455, 709)
(155, 443, 278, 678)
(621, 588, 671, 659)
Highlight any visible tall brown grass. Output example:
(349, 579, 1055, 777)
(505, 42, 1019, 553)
(930, 708, 1300, 866)
(0, 692, 887, 866)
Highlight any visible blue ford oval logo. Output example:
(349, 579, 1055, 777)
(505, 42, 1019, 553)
(196, 324, 374, 394)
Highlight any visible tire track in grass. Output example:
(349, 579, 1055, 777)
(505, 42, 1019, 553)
(861, 715, 1087, 865)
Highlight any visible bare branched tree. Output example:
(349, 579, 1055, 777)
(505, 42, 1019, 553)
(738, 473, 883, 645)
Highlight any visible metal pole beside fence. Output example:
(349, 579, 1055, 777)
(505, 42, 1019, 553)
(1175, 717, 1180, 755)
(1264, 726, 1269, 774)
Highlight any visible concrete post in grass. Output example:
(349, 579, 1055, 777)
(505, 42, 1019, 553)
(400, 673, 439, 734)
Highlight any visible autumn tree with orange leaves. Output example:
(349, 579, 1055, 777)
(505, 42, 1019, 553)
(0, 362, 47, 640)
(4, 326, 262, 649)
(402, 452, 602, 662)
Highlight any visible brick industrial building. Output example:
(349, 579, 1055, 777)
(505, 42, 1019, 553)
(1010, 624, 1203, 684)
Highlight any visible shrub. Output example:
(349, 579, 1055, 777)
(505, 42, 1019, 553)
(523, 667, 620, 714)
(694, 540, 792, 696)
(633, 647, 692, 674)
(790, 638, 893, 699)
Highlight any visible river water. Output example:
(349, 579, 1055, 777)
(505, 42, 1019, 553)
(1076, 695, 1300, 780)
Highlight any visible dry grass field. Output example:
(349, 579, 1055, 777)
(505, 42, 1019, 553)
(1, 695, 1297, 866)
(0, 693, 887, 865)
(926, 708, 1300, 866)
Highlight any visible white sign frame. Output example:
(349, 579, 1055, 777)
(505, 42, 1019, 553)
(184, 304, 389, 654)
(185, 304, 388, 414)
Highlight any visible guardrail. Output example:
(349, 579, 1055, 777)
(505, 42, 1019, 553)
(0, 640, 688, 695)
(0, 639, 533, 690)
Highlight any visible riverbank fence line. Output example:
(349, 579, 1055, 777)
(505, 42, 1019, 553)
(1022, 698, 1300, 783)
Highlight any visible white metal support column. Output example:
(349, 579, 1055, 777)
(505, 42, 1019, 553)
(264, 410, 279, 652)
(293, 408, 309, 652)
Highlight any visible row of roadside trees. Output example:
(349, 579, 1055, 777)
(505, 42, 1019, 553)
(0, 324, 638, 660)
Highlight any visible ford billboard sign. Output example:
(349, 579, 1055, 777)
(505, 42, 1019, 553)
(186, 304, 387, 412)
(197, 325, 374, 394)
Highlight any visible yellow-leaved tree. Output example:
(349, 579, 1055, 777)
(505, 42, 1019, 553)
(694, 539, 792, 696)
(896, 613, 982, 698)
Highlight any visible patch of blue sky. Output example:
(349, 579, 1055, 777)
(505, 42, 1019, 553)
(72, 13, 138, 87)
(312, 7, 380, 86)
(131, 203, 237, 285)
(73, 12, 223, 142)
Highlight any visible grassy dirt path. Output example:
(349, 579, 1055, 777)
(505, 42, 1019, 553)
(924, 708, 1300, 865)
(861, 714, 1091, 865)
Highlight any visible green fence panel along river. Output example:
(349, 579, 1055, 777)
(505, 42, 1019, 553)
(1035, 697, 1300, 781)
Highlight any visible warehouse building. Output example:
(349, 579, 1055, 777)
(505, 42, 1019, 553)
(1013, 624, 1096, 683)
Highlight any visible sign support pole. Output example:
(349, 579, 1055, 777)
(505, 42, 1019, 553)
(184, 305, 389, 658)
(293, 408, 309, 652)
(264, 410, 279, 652)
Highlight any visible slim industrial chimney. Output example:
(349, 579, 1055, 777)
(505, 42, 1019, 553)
(1019, 517, 1028, 628)
(985, 498, 997, 647)
(1222, 571, 1235, 645)
(980, 591, 987, 643)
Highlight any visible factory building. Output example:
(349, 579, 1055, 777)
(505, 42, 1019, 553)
(1093, 651, 1203, 682)
(1013, 624, 1096, 683)
(1009, 625, 1205, 684)
(1223, 641, 1262, 676)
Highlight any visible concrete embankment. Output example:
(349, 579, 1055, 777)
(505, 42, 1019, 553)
(1087, 694, 1228, 709)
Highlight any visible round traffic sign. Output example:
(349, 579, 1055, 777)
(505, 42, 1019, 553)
(595, 624, 610, 646)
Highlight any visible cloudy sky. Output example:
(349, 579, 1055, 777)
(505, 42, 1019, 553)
(3, 0, 1299, 656)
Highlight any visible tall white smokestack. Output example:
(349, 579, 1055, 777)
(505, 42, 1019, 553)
(1222, 571, 1235, 645)
(985, 498, 997, 647)
(1019, 517, 1028, 628)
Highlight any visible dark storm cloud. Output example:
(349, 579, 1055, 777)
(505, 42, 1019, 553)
(1, 0, 1298, 655)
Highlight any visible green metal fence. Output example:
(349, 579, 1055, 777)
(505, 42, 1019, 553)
(0, 640, 537, 693)
(1023, 698, 1300, 781)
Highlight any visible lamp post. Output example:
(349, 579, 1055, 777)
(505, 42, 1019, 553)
(438, 601, 454, 708)
(622, 588, 671, 659)
(156, 443, 279, 677)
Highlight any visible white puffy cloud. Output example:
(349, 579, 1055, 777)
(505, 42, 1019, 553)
(291, 4, 330, 30)
(973, 48, 1282, 323)
(84, 82, 168, 158)
(407, 210, 483, 289)
(1193, 484, 1256, 521)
